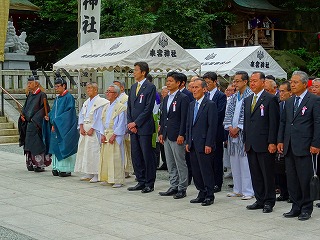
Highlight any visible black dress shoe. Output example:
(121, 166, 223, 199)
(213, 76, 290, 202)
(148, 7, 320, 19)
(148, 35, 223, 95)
(246, 202, 264, 210)
(283, 210, 300, 218)
(34, 167, 45, 172)
(173, 190, 187, 199)
(27, 165, 34, 171)
(201, 198, 214, 206)
(127, 183, 145, 191)
(141, 186, 154, 193)
(316, 203, 320, 208)
(159, 188, 178, 196)
(298, 212, 311, 221)
(276, 195, 289, 201)
(263, 205, 273, 213)
(213, 185, 221, 193)
(157, 164, 168, 170)
(59, 172, 71, 177)
(52, 170, 59, 176)
(190, 197, 205, 203)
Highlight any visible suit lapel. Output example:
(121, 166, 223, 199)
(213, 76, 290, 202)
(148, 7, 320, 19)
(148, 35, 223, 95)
(168, 91, 180, 117)
(163, 96, 169, 116)
(251, 91, 266, 115)
(293, 92, 310, 120)
(211, 90, 218, 102)
(134, 81, 147, 102)
(194, 97, 207, 125)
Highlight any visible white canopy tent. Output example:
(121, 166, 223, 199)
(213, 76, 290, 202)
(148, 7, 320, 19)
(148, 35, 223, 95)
(186, 46, 287, 79)
(53, 32, 200, 72)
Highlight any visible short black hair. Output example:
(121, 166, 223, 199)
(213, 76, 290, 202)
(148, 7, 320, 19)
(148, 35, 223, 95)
(167, 71, 183, 85)
(146, 73, 153, 82)
(235, 71, 249, 81)
(134, 61, 149, 77)
(202, 72, 218, 81)
(280, 80, 291, 91)
(265, 75, 276, 81)
(252, 71, 265, 80)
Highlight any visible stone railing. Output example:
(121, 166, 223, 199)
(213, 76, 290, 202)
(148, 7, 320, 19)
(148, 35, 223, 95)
(0, 70, 167, 94)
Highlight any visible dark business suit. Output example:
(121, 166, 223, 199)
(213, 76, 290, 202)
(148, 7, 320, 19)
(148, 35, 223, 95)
(275, 101, 289, 199)
(278, 92, 320, 214)
(209, 89, 227, 189)
(127, 80, 156, 188)
(244, 90, 279, 207)
(181, 88, 194, 102)
(181, 87, 194, 183)
(159, 91, 190, 190)
(186, 97, 218, 199)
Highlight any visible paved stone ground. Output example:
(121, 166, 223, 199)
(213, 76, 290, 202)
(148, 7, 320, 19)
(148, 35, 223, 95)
(1, 145, 320, 240)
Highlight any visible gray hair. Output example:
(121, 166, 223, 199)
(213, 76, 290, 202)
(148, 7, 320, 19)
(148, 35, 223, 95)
(109, 84, 120, 95)
(194, 78, 207, 88)
(113, 80, 126, 88)
(313, 78, 320, 84)
(87, 82, 98, 90)
(265, 79, 277, 88)
(292, 71, 308, 84)
(161, 86, 167, 90)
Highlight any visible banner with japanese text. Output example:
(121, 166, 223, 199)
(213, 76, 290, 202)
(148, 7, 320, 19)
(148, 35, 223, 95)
(79, 0, 101, 47)
(0, 0, 10, 62)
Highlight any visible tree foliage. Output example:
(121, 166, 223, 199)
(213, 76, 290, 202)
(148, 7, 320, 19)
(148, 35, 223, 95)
(101, 0, 234, 48)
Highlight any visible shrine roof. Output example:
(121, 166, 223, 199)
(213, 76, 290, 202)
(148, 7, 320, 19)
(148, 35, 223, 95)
(231, 0, 284, 13)
(10, 0, 40, 11)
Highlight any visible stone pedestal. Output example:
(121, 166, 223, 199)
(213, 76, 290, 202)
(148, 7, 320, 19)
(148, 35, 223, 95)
(3, 53, 35, 70)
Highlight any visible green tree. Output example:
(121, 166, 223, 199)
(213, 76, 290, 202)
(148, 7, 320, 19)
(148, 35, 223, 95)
(20, 0, 234, 69)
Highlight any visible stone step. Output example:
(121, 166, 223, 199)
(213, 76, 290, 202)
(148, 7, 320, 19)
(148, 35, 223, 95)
(0, 129, 19, 136)
(0, 116, 7, 123)
(0, 122, 14, 129)
(0, 135, 19, 144)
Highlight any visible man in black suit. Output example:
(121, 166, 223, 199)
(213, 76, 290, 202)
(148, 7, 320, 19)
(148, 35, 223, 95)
(278, 71, 320, 221)
(186, 78, 218, 206)
(158, 72, 190, 199)
(178, 73, 194, 185)
(179, 73, 194, 102)
(244, 71, 279, 213)
(127, 62, 156, 193)
(203, 72, 227, 193)
(275, 81, 292, 202)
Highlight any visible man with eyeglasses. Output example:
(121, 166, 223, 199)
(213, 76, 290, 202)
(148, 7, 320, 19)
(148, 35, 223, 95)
(203, 72, 227, 193)
(113, 80, 133, 178)
(223, 71, 254, 200)
(44, 75, 79, 177)
(98, 85, 127, 188)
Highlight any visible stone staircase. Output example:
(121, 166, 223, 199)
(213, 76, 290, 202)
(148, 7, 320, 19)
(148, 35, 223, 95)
(0, 116, 19, 144)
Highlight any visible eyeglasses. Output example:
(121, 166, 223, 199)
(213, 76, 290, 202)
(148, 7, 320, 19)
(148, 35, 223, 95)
(233, 80, 243, 83)
(105, 91, 116, 93)
(54, 85, 62, 88)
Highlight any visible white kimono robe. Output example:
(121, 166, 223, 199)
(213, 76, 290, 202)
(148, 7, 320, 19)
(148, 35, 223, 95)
(74, 95, 109, 174)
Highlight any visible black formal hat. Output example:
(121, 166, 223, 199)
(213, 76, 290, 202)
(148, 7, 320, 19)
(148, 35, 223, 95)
(54, 72, 67, 86)
(28, 70, 39, 81)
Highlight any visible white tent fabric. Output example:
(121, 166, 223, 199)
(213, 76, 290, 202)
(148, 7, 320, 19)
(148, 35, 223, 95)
(53, 32, 200, 72)
(186, 46, 287, 79)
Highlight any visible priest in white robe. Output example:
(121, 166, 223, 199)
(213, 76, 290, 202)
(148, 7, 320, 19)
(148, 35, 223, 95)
(113, 80, 133, 177)
(98, 84, 127, 187)
(75, 82, 109, 183)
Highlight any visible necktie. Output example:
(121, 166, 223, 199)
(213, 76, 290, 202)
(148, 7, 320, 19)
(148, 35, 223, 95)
(136, 83, 140, 96)
(251, 95, 258, 112)
(293, 96, 300, 115)
(193, 101, 199, 124)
